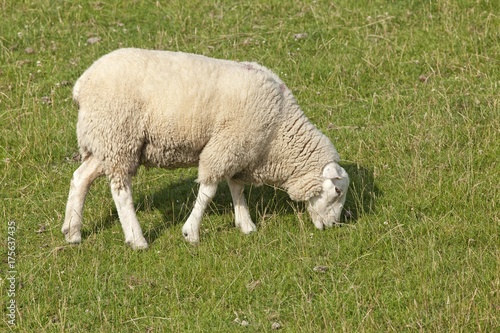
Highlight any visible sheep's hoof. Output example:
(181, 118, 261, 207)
(62, 227, 82, 244)
(182, 223, 200, 244)
(127, 237, 148, 250)
(183, 235, 200, 245)
(240, 222, 257, 235)
(182, 231, 200, 245)
(65, 234, 82, 244)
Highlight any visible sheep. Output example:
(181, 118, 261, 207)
(62, 48, 349, 249)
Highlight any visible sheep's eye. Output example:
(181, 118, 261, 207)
(335, 187, 341, 195)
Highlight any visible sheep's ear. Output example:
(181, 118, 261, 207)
(322, 162, 342, 179)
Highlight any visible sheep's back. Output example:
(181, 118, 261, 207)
(74, 48, 287, 171)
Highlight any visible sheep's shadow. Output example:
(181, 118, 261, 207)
(82, 163, 380, 244)
(135, 177, 298, 243)
(341, 163, 382, 221)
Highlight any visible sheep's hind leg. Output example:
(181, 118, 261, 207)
(62, 155, 104, 244)
(227, 178, 256, 234)
(110, 177, 148, 250)
(182, 182, 218, 244)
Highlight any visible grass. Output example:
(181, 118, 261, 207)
(1, 0, 499, 332)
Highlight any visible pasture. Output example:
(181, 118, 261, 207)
(1, 0, 498, 331)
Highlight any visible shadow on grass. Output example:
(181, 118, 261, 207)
(341, 163, 382, 222)
(82, 163, 380, 244)
(136, 178, 298, 244)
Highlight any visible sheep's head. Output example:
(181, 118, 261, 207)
(306, 162, 349, 229)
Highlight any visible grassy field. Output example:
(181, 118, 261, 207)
(1, 0, 499, 332)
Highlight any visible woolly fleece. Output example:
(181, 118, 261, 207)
(74, 48, 341, 201)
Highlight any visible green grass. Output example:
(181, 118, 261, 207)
(1, 0, 499, 332)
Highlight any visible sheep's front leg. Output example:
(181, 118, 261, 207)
(110, 178, 148, 250)
(182, 183, 218, 244)
(227, 178, 256, 234)
(62, 156, 103, 244)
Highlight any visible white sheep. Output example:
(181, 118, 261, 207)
(62, 48, 349, 249)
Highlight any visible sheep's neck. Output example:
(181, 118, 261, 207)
(251, 111, 337, 201)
